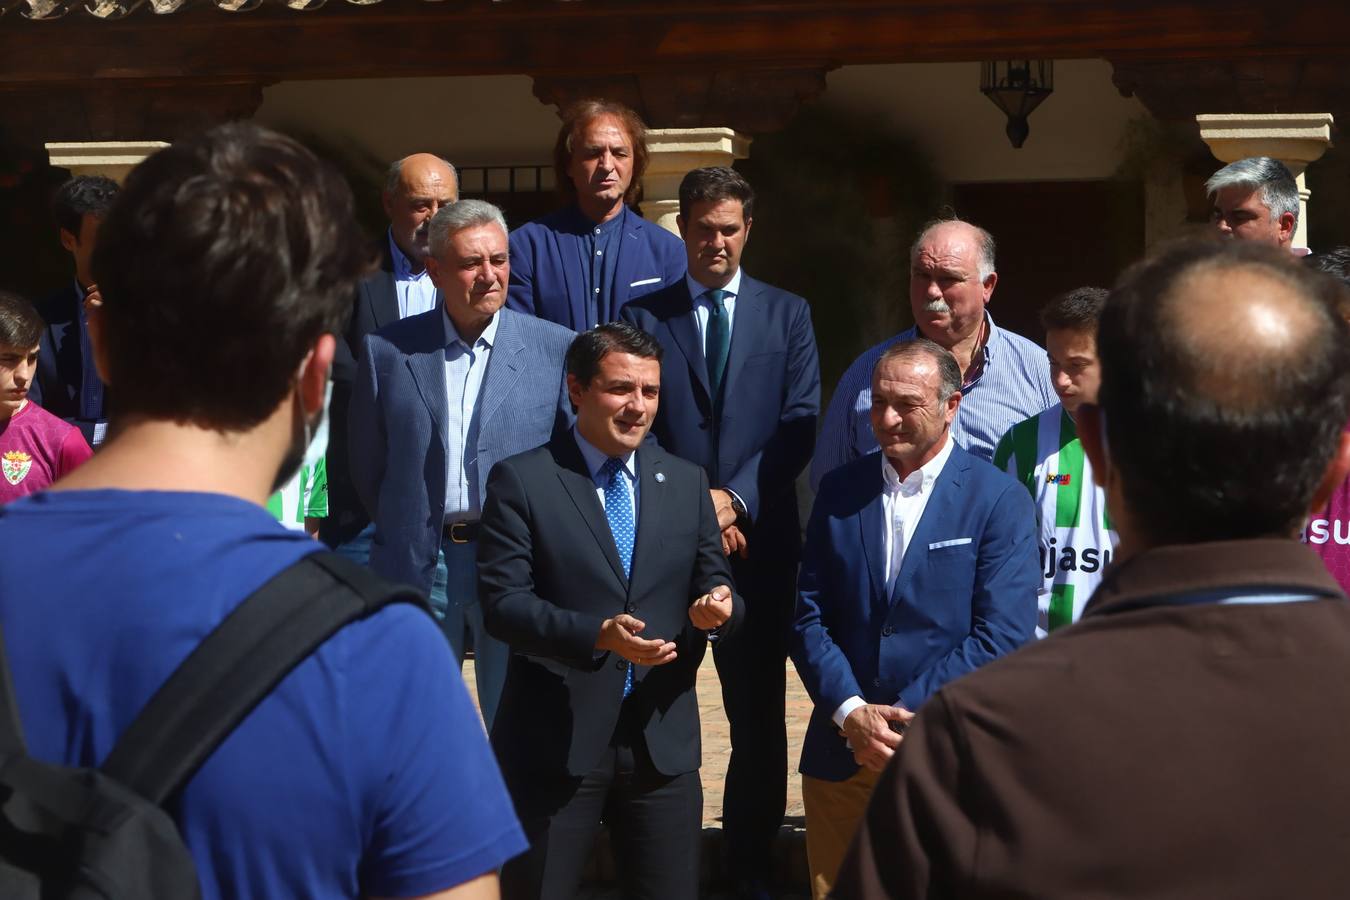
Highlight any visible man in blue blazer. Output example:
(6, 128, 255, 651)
(349, 198, 573, 726)
(622, 166, 820, 898)
(789, 338, 1037, 900)
(508, 99, 685, 331)
(324, 153, 458, 553)
(32, 175, 120, 447)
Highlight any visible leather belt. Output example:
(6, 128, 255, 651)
(443, 521, 480, 544)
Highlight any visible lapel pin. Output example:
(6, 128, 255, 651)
(654, 472, 666, 483)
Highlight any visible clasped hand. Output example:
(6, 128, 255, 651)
(842, 703, 915, 772)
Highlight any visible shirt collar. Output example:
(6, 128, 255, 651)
(442, 306, 499, 350)
(388, 229, 428, 282)
(573, 427, 637, 482)
(686, 267, 743, 304)
(564, 203, 629, 236)
(881, 433, 954, 497)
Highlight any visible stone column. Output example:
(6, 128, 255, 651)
(1196, 113, 1334, 251)
(45, 141, 171, 183)
(639, 128, 752, 235)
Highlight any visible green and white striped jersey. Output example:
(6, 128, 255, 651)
(993, 405, 1117, 635)
(266, 459, 328, 532)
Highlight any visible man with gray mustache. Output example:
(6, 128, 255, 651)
(812, 219, 1056, 488)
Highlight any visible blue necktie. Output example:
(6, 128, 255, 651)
(704, 289, 730, 412)
(602, 457, 635, 697)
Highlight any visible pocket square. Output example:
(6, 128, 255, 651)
(929, 537, 973, 550)
(629, 277, 661, 288)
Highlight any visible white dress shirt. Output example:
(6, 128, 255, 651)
(686, 267, 742, 353)
(574, 428, 639, 525)
(390, 230, 440, 320)
(442, 310, 499, 523)
(832, 435, 956, 727)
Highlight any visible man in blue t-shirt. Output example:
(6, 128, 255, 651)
(0, 124, 525, 900)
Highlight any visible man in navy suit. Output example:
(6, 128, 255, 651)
(789, 338, 1037, 899)
(479, 322, 744, 900)
(622, 166, 820, 898)
(32, 174, 120, 448)
(348, 198, 573, 727)
(508, 99, 685, 331)
(324, 153, 458, 553)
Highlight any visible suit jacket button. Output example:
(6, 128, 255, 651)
(872, 677, 882, 687)
(615, 660, 626, 670)
(882, 626, 894, 636)
(699, 418, 710, 430)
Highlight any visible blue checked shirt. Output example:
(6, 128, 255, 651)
(811, 313, 1057, 490)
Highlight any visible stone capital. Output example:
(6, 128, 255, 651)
(638, 127, 752, 234)
(45, 140, 171, 181)
(1195, 113, 1334, 172)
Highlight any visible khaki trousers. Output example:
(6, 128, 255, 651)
(801, 766, 882, 900)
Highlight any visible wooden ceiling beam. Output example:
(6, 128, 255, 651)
(0, 0, 1347, 86)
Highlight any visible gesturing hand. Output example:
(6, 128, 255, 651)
(596, 614, 677, 666)
(689, 584, 733, 630)
(721, 524, 748, 558)
(842, 704, 915, 772)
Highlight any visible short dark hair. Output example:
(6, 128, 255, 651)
(0, 291, 42, 350)
(566, 322, 663, 388)
(553, 99, 649, 208)
(1307, 247, 1350, 320)
(678, 166, 755, 222)
(1100, 240, 1350, 544)
(875, 337, 961, 404)
(91, 122, 377, 432)
(1307, 246, 1350, 287)
(51, 175, 120, 236)
(1040, 286, 1109, 333)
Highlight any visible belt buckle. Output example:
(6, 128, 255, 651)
(449, 522, 471, 544)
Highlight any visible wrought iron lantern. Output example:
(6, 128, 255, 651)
(980, 60, 1054, 149)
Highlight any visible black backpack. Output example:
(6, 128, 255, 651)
(0, 551, 426, 899)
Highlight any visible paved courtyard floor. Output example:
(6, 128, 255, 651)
(463, 652, 810, 826)
(463, 652, 814, 897)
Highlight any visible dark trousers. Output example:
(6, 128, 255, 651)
(501, 711, 703, 900)
(714, 562, 792, 884)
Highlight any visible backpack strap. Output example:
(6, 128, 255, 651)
(100, 551, 427, 805)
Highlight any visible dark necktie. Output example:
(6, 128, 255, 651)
(601, 457, 635, 697)
(704, 289, 730, 410)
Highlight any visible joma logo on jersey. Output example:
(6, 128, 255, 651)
(1046, 473, 1072, 485)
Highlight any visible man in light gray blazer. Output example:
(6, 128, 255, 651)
(350, 199, 574, 726)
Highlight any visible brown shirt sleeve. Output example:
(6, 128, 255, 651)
(831, 692, 979, 899)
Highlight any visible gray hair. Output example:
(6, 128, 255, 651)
(875, 337, 962, 404)
(383, 154, 458, 195)
(910, 218, 996, 283)
(1205, 157, 1299, 226)
(427, 199, 509, 259)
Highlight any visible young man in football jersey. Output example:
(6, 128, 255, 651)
(0, 290, 91, 504)
(992, 287, 1117, 634)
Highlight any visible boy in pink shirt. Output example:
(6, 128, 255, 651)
(0, 291, 92, 503)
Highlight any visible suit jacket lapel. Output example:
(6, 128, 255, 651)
(630, 444, 666, 594)
(406, 341, 450, 458)
(858, 456, 888, 609)
(891, 447, 966, 605)
(370, 244, 400, 329)
(666, 285, 713, 403)
(721, 274, 763, 403)
(554, 435, 629, 589)
(612, 207, 642, 314)
(476, 311, 524, 430)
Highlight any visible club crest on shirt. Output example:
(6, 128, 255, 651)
(2, 450, 31, 485)
(1046, 473, 1072, 485)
